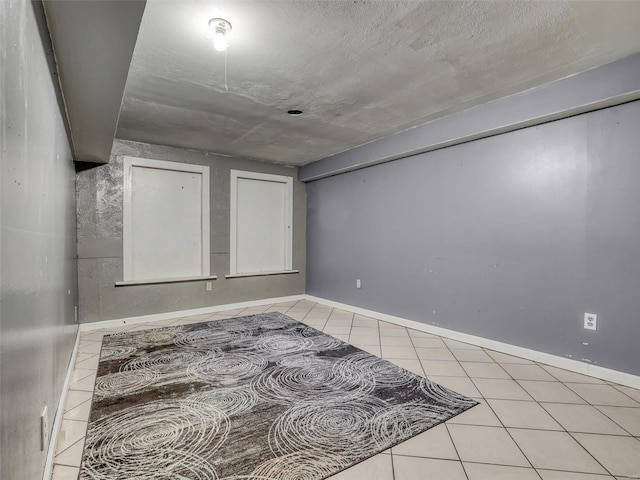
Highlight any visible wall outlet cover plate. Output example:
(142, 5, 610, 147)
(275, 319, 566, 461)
(584, 313, 597, 331)
(40, 406, 49, 451)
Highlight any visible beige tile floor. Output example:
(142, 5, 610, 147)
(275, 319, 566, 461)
(51, 300, 640, 480)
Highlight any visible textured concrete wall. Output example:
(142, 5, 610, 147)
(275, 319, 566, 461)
(306, 100, 640, 376)
(0, 1, 78, 478)
(77, 140, 306, 323)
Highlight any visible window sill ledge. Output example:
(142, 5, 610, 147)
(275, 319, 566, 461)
(115, 275, 217, 287)
(225, 270, 299, 279)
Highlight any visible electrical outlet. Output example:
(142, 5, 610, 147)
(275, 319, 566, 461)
(356, 279, 361, 289)
(40, 406, 49, 451)
(584, 313, 597, 331)
(206, 281, 212, 291)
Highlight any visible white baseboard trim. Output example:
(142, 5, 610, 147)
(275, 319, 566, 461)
(74, 292, 640, 389)
(79, 295, 306, 332)
(42, 327, 81, 480)
(305, 295, 640, 390)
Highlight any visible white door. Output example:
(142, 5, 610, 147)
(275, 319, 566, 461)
(123, 157, 210, 282)
(230, 170, 293, 275)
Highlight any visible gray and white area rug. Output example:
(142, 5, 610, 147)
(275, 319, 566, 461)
(81, 312, 477, 479)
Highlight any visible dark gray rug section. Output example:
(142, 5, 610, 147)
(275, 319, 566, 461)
(80, 312, 477, 479)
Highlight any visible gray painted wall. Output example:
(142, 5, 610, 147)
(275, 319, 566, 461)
(77, 140, 306, 323)
(1, 1, 78, 479)
(306, 100, 640, 376)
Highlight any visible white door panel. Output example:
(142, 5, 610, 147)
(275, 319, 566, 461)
(123, 157, 210, 282)
(236, 178, 286, 273)
(230, 170, 293, 275)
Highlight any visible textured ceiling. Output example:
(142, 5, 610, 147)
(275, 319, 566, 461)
(116, 0, 640, 166)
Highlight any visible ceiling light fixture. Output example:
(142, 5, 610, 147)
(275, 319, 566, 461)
(209, 18, 232, 52)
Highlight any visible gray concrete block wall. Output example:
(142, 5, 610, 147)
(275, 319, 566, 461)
(1, 1, 78, 478)
(76, 139, 306, 323)
(306, 100, 640, 376)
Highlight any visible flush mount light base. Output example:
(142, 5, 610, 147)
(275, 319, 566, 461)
(209, 18, 232, 52)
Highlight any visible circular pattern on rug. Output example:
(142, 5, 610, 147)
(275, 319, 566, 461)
(82, 400, 228, 479)
(368, 403, 424, 440)
(249, 450, 349, 480)
(94, 369, 160, 399)
(269, 396, 395, 458)
(307, 331, 347, 351)
(82, 450, 220, 480)
(250, 360, 371, 405)
(174, 326, 253, 350)
(186, 388, 259, 417)
(210, 316, 262, 330)
(274, 352, 327, 369)
(254, 314, 299, 330)
(120, 348, 213, 374)
(382, 401, 449, 435)
(138, 327, 183, 345)
(187, 352, 268, 385)
(81, 312, 478, 480)
(333, 351, 415, 387)
(99, 345, 138, 361)
(255, 332, 315, 356)
(419, 377, 475, 407)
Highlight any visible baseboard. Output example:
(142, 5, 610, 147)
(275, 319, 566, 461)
(42, 327, 81, 480)
(79, 294, 306, 332)
(75, 292, 640, 389)
(305, 295, 640, 390)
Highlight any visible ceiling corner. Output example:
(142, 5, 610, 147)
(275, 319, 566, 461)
(43, 0, 146, 164)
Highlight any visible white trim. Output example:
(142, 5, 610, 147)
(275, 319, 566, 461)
(123, 157, 134, 280)
(78, 295, 306, 332)
(304, 295, 640, 390)
(201, 165, 211, 275)
(122, 156, 210, 282)
(229, 170, 294, 275)
(42, 328, 81, 480)
(115, 275, 217, 287)
(225, 270, 299, 279)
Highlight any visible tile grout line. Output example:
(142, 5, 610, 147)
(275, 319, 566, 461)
(535, 400, 638, 439)
(405, 327, 428, 379)
(52, 418, 88, 457)
(441, 337, 491, 400)
(470, 351, 615, 477)
(610, 384, 640, 403)
(593, 405, 640, 439)
(443, 423, 471, 480)
(463, 360, 543, 474)
(52, 438, 86, 469)
(388, 443, 397, 480)
(503, 375, 619, 477)
(563, 429, 619, 478)
(424, 329, 539, 475)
